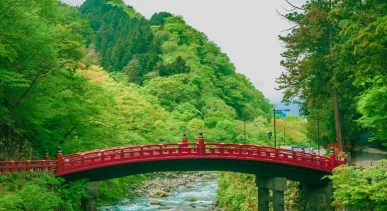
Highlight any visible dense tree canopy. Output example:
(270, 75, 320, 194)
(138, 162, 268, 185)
(0, 0, 277, 207)
(277, 0, 387, 147)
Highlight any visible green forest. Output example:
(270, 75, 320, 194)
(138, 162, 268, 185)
(277, 0, 387, 150)
(0, 0, 386, 210)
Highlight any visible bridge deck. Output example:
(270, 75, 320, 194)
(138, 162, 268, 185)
(0, 142, 346, 183)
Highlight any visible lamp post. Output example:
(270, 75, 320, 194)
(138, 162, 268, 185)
(273, 108, 290, 148)
(240, 135, 245, 144)
(267, 131, 272, 143)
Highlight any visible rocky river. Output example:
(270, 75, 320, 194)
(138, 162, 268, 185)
(101, 172, 221, 211)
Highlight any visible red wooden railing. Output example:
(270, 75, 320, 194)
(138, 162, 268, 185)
(55, 143, 345, 176)
(0, 160, 57, 174)
(0, 138, 346, 176)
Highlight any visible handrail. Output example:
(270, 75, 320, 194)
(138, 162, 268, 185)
(0, 160, 57, 173)
(55, 143, 337, 175)
(0, 142, 346, 176)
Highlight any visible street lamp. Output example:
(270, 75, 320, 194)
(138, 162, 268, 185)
(240, 135, 245, 144)
(273, 108, 290, 148)
(267, 131, 272, 143)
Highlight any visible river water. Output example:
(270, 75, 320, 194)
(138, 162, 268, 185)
(101, 173, 218, 211)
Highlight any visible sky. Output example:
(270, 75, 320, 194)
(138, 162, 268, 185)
(63, 0, 306, 115)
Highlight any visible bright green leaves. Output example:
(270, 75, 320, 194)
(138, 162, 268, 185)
(172, 103, 202, 121)
(0, 173, 87, 211)
(357, 85, 387, 142)
(352, 16, 387, 85)
(328, 160, 387, 210)
(211, 120, 237, 143)
(0, 0, 89, 158)
(217, 173, 258, 211)
(278, 0, 387, 147)
(330, 0, 387, 143)
(81, 0, 152, 73)
(107, 0, 142, 20)
(145, 74, 200, 111)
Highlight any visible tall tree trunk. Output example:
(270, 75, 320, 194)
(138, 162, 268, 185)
(329, 0, 343, 151)
(332, 89, 343, 150)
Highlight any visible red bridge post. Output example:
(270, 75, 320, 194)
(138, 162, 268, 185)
(181, 133, 188, 154)
(198, 132, 205, 156)
(329, 147, 335, 171)
(56, 146, 63, 175)
(44, 149, 49, 160)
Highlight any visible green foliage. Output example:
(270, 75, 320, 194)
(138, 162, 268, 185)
(217, 173, 300, 211)
(80, 0, 154, 74)
(328, 160, 387, 210)
(357, 85, 387, 142)
(82, 1, 272, 124)
(0, 173, 87, 211)
(1, 0, 275, 207)
(0, 0, 89, 159)
(150, 12, 173, 26)
(266, 116, 309, 146)
(98, 175, 147, 205)
(278, 0, 387, 147)
(217, 172, 258, 211)
(107, 0, 142, 20)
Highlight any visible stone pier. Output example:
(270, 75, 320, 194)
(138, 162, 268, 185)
(299, 182, 333, 211)
(256, 177, 287, 211)
(82, 181, 99, 211)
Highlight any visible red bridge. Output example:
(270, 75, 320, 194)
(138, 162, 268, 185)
(0, 134, 346, 185)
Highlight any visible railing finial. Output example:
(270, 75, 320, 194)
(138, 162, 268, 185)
(182, 133, 187, 144)
(44, 149, 49, 160)
(56, 146, 63, 174)
(198, 132, 205, 156)
(329, 147, 336, 171)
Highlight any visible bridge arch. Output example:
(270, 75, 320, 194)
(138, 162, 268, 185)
(55, 135, 344, 185)
(0, 135, 345, 186)
(0, 135, 346, 211)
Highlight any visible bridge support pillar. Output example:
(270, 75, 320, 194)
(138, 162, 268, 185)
(82, 182, 99, 211)
(299, 182, 333, 211)
(258, 186, 269, 211)
(256, 176, 287, 211)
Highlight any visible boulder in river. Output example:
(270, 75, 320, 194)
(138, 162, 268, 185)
(186, 196, 198, 201)
(150, 200, 161, 205)
(158, 206, 171, 210)
(212, 200, 218, 206)
(149, 190, 169, 198)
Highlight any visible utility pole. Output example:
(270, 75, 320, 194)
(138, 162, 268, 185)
(244, 119, 246, 142)
(317, 114, 320, 155)
(273, 109, 276, 148)
(273, 108, 290, 148)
